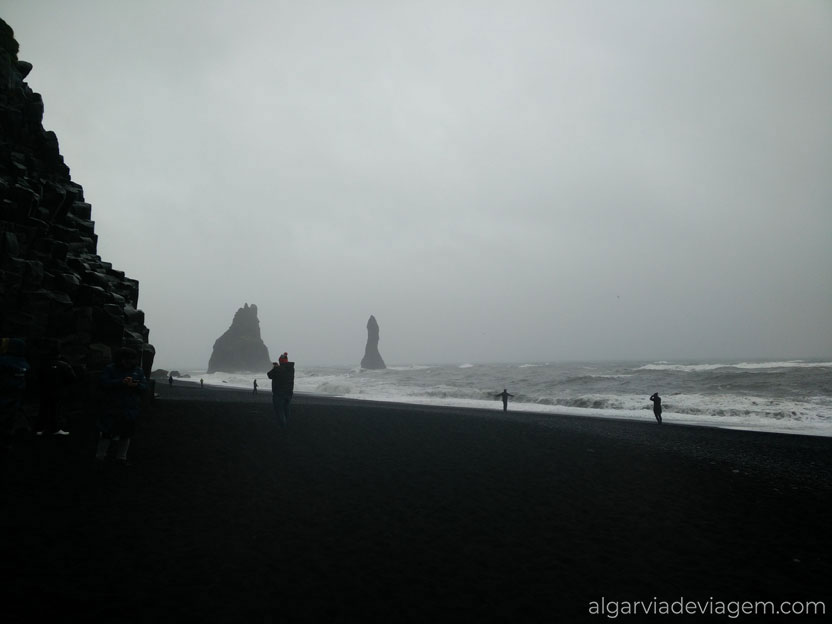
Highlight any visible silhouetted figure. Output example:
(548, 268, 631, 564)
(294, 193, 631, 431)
(650, 392, 662, 424)
(1, 338, 29, 436)
(168, 374, 173, 386)
(200, 378, 204, 389)
(267, 352, 295, 427)
(97, 348, 147, 465)
(253, 379, 258, 394)
(1, 339, 29, 493)
(495, 389, 514, 412)
(35, 346, 76, 436)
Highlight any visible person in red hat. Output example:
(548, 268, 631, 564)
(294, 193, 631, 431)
(267, 352, 294, 427)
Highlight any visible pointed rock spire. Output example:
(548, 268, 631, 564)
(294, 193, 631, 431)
(360, 315, 386, 369)
(207, 303, 271, 373)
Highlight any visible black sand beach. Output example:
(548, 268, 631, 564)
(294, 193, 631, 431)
(3, 383, 831, 622)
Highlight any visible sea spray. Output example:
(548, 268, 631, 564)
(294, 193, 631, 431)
(184, 360, 832, 437)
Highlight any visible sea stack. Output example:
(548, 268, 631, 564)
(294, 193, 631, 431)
(207, 303, 271, 373)
(360, 315, 386, 370)
(0, 19, 154, 377)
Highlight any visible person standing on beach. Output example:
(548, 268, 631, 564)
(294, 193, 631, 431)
(168, 374, 173, 386)
(650, 392, 662, 424)
(96, 348, 147, 465)
(253, 379, 258, 394)
(1, 338, 29, 491)
(495, 389, 514, 412)
(267, 353, 294, 427)
(0, 338, 29, 430)
(200, 378, 204, 389)
(35, 345, 76, 436)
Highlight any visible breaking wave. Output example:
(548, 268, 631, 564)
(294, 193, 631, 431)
(183, 359, 832, 437)
(639, 361, 832, 373)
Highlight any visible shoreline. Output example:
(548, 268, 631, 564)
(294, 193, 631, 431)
(165, 375, 832, 440)
(4, 381, 831, 621)
(158, 381, 832, 491)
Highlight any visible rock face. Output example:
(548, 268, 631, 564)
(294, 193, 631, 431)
(360, 315, 386, 370)
(0, 19, 154, 381)
(207, 303, 271, 373)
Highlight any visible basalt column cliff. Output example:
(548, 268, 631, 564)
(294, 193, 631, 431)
(0, 20, 154, 377)
(360, 315, 386, 370)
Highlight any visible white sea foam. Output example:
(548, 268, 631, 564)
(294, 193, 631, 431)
(311, 381, 355, 395)
(639, 361, 832, 372)
(182, 361, 832, 437)
(589, 374, 633, 379)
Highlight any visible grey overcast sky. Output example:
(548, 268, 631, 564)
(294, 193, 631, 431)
(5, 1, 832, 368)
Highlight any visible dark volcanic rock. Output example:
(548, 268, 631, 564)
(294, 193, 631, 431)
(207, 303, 271, 373)
(0, 19, 154, 382)
(360, 315, 386, 370)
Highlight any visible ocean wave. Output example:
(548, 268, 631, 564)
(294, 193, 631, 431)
(313, 381, 354, 395)
(638, 361, 832, 373)
(549, 396, 630, 410)
(423, 386, 489, 400)
(590, 374, 633, 379)
(183, 363, 832, 437)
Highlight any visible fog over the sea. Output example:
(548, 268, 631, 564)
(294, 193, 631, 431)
(5, 1, 831, 368)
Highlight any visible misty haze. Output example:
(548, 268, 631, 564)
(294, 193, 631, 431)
(6, 2, 830, 369)
(2, 3, 831, 621)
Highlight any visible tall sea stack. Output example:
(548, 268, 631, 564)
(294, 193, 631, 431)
(0, 19, 154, 379)
(360, 315, 386, 370)
(207, 303, 271, 373)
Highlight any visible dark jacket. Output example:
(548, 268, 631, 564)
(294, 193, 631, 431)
(650, 393, 662, 414)
(100, 363, 147, 419)
(0, 354, 28, 411)
(39, 358, 76, 402)
(267, 362, 295, 396)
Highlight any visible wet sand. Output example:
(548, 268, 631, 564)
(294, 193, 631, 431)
(3, 382, 831, 622)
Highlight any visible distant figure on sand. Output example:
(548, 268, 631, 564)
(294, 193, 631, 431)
(495, 389, 514, 412)
(200, 378, 204, 389)
(97, 348, 147, 465)
(650, 392, 662, 424)
(253, 379, 258, 394)
(267, 352, 295, 427)
(168, 374, 173, 386)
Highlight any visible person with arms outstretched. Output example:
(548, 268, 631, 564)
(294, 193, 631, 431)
(495, 389, 514, 412)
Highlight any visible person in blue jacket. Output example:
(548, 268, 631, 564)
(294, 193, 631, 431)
(35, 344, 76, 436)
(1, 338, 29, 435)
(1, 338, 29, 495)
(96, 347, 147, 464)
